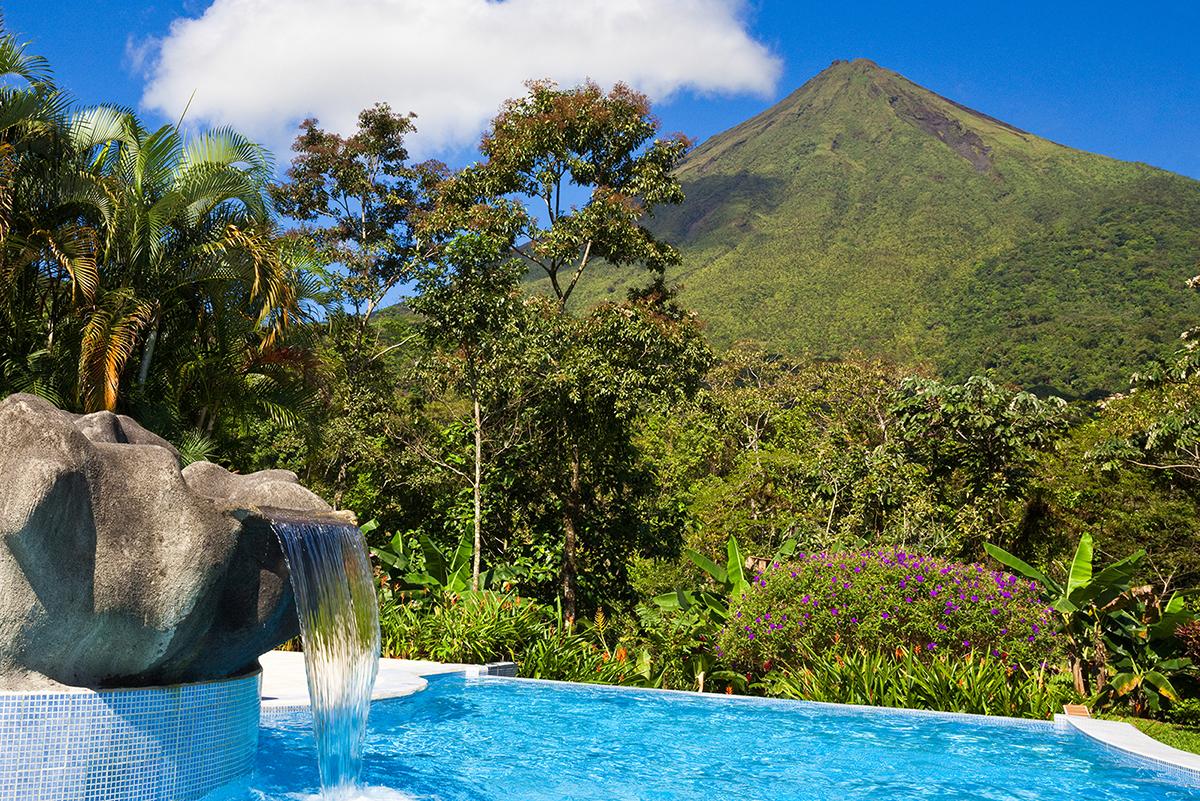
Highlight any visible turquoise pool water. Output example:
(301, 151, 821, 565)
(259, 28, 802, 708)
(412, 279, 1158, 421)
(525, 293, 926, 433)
(252, 676, 1200, 800)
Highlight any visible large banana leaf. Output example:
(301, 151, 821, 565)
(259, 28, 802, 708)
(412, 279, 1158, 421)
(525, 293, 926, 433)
(685, 548, 726, 585)
(983, 543, 1058, 595)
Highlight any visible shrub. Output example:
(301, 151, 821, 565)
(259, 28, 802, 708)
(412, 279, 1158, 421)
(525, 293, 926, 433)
(517, 626, 633, 685)
(1177, 619, 1200, 663)
(1167, 698, 1200, 727)
(756, 646, 1070, 719)
(379, 591, 544, 663)
(717, 550, 1059, 673)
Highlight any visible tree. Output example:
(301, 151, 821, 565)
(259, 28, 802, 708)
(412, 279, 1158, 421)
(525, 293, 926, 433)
(69, 109, 305, 417)
(524, 286, 712, 617)
(889, 375, 1070, 553)
(271, 104, 442, 368)
(449, 80, 689, 311)
(407, 226, 530, 590)
(0, 24, 313, 441)
(444, 81, 700, 618)
(0, 28, 101, 406)
(433, 81, 698, 618)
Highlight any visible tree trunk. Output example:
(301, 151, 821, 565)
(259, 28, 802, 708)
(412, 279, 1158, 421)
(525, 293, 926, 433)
(137, 323, 159, 387)
(561, 443, 581, 622)
(472, 399, 483, 592)
(1071, 653, 1086, 697)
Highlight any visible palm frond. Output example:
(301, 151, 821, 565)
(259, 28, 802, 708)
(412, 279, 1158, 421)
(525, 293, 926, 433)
(78, 290, 153, 411)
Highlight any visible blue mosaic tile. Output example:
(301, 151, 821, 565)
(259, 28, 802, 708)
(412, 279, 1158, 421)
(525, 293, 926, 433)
(0, 674, 259, 801)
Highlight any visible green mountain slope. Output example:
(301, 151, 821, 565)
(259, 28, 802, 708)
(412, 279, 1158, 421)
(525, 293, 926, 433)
(560, 59, 1200, 397)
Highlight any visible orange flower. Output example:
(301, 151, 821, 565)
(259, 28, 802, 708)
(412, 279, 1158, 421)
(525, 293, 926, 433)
(615, 647, 627, 663)
(725, 686, 734, 695)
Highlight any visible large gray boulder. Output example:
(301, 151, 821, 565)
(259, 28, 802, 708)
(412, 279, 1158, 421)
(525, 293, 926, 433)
(0, 393, 342, 690)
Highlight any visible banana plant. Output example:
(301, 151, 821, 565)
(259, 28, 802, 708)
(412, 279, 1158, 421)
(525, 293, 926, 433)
(655, 535, 796, 623)
(985, 532, 1145, 696)
(1095, 652, 1192, 715)
(1096, 589, 1197, 715)
(367, 520, 521, 597)
(985, 531, 1143, 614)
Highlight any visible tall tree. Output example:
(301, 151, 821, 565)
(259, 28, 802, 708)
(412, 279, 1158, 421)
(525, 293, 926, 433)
(69, 108, 299, 414)
(455, 80, 689, 311)
(0, 29, 101, 405)
(437, 81, 698, 617)
(271, 104, 441, 368)
(0, 24, 309, 437)
(408, 224, 529, 590)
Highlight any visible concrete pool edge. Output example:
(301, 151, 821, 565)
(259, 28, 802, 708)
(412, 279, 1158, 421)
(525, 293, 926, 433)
(259, 650, 518, 714)
(1056, 714, 1200, 783)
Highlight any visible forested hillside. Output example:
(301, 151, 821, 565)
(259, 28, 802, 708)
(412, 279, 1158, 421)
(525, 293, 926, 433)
(554, 59, 1200, 397)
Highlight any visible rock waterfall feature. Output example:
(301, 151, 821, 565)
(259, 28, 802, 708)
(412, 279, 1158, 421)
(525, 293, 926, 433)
(0, 392, 380, 800)
(0, 392, 351, 690)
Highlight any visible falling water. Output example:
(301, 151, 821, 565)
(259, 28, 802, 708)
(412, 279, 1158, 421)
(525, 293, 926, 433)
(273, 517, 380, 799)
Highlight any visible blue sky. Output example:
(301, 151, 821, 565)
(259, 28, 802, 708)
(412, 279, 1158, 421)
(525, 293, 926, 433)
(6, 1, 1199, 178)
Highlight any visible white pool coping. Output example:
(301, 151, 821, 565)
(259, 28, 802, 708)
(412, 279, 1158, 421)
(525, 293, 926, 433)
(1055, 714, 1200, 781)
(259, 651, 519, 714)
(260, 651, 428, 711)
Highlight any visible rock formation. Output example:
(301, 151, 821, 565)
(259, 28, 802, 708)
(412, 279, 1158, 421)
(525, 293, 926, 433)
(0, 393, 346, 690)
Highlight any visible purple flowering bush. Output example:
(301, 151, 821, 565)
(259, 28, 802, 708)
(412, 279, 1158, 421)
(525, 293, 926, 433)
(717, 550, 1059, 672)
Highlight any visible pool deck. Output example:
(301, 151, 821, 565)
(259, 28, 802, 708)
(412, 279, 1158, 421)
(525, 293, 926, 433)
(259, 650, 478, 712)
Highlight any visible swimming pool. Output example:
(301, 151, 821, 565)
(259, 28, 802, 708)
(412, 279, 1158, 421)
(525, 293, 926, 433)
(250, 675, 1200, 800)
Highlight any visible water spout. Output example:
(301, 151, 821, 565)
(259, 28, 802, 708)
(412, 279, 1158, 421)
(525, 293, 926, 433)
(272, 517, 380, 799)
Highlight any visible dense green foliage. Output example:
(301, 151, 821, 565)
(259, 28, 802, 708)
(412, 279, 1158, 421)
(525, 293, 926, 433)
(543, 59, 1200, 398)
(3, 29, 1200, 728)
(757, 649, 1069, 719)
(0, 27, 319, 439)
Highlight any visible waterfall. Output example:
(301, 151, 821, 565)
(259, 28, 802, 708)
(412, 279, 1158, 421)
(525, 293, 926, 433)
(273, 518, 380, 799)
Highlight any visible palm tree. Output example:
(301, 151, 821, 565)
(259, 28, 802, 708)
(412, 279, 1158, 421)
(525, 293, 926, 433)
(0, 21, 322, 450)
(68, 108, 302, 412)
(0, 27, 106, 402)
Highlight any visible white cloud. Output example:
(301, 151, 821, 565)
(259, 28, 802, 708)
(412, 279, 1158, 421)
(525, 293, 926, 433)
(140, 0, 781, 157)
(123, 34, 157, 76)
